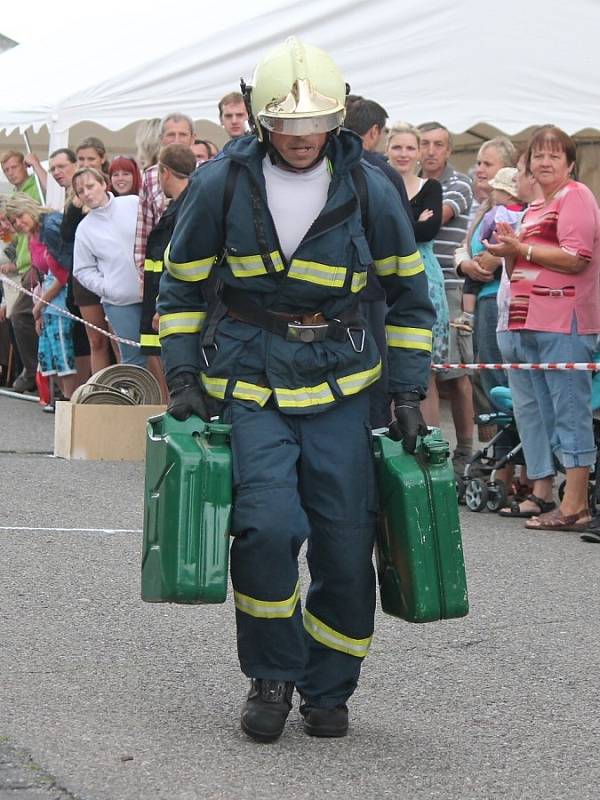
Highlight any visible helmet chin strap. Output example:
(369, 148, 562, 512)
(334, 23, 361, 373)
(265, 131, 333, 172)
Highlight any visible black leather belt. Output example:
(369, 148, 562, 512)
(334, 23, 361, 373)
(223, 288, 365, 350)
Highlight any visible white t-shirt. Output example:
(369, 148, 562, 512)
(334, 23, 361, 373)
(262, 155, 330, 262)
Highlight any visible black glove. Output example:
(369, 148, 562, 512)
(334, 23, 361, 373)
(389, 391, 427, 454)
(167, 372, 209, 422)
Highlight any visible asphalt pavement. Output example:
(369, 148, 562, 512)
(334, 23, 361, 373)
(1, 392, 599, 800)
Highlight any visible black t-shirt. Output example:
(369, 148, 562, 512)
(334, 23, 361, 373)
(409, 179, 443, 243)
(362, 150, 413, 221)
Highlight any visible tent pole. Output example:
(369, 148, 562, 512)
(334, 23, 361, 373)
(22, 130, 45, 203)
(45, 122, 69, 210)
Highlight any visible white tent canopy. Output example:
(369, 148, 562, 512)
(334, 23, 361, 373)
(1, 0, 599, 148)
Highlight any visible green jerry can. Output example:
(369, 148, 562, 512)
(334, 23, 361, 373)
(373, 429, 469, 623)
(141, 413, 232, 604)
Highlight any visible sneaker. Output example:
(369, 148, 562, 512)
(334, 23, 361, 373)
(300, 703, 349, 738)
(240, 679, 294, 743)
(12, 372, 37, 393)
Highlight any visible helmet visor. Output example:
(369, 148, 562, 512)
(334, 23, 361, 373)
(258, 109, 345, 136)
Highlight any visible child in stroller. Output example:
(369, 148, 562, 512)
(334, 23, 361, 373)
(460, 379, 600, 515)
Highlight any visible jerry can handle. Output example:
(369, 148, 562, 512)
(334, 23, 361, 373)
(372, 426, 450, 464)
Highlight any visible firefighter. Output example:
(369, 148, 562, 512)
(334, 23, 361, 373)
(157, 37, 434, 743)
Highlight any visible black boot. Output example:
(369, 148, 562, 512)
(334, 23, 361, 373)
(300, 703, 349, 738)
(240, 679, 294, 743)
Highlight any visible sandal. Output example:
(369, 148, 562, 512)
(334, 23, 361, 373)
(508, 480, 533, 503)
(525, 507, 591, 531)
(498, 494, 556, 519)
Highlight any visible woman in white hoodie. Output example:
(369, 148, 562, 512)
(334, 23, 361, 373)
(73, 167, 146, 367)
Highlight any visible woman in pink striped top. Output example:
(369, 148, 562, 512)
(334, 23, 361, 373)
(487, 126, 600, 532)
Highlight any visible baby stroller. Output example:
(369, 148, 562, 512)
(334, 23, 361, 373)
(459, 386, 525, 512)
(460, 374, 600, 513)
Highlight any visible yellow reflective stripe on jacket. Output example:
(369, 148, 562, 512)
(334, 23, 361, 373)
(288, 259, 347, 288)
(201, 374, 227, 400)
(386, 325, 433, 351)
(232, 380, 272, 407)
(274, 382, 335, 409)
(140, 333, 160, 348)
(303, 608, 372, 658)
(373, 251, 424, 278)
(165, 243, 216, 282)
(234, 581, 300, 619)
(336, 361, 382, 397)
(159, 311, 206, 339)
(228, 251, 285, 278)
(351, 271, 368, 293)
(143, 258, 163, 273)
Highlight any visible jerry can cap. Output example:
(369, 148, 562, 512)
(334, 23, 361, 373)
(420, 429, 450, 464)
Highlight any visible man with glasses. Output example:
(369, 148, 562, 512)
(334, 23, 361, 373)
(48, 147, 91, 384)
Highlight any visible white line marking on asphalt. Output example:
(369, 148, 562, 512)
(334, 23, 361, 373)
(0, 526, 142, 533)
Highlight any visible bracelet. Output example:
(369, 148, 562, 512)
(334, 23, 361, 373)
(525, 244, 533, 262)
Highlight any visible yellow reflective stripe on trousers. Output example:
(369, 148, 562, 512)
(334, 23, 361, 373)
(165, 243, 216, 282)
(143, 258, 163, 273)
(373, 251, 424, 278)
(274, 382, 335, 409)
(159, 311, 206, 338)
(140, 333, 160, 348)
(336, 361, 382, 397)
(232, 380, 272, 407)
(351, 271, 368, 293)
(303, 608, 372, 658)
(201, 374, 228, 400)
(386, 325, 433, 351)
(228, 251, 285, 278)
(288, 259, 347, 288)
(234, 581, 300, 619)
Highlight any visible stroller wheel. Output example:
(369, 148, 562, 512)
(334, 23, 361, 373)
(465, 478, 488, 512)
(456, 476, 467, 504)
(486, 480, 508, 512)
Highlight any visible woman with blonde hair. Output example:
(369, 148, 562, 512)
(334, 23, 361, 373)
(135, 119, 162, 171)
(72, 168, 145, 367)
(387, 121, 448, 426)
(5, 193, 78, 401)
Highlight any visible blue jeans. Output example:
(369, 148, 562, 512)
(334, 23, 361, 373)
(102, 302, 147, 367)
(498, 322, 596, 478)
(475, 295, 507, 401)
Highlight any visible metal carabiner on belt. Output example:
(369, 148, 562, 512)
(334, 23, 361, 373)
(201, 342, 219, 367)
(347, 327, 366, 353)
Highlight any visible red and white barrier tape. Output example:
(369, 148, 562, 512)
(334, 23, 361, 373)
(3, 274, 599, 370)
(0, 273, 141, 348)
(432, 362, 600, 371)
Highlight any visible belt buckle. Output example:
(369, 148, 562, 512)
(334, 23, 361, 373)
(286, 322, 329, 343)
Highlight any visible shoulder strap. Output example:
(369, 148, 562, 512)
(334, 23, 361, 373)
(351, 164, 369, 233)
(223, 160, 241, 222)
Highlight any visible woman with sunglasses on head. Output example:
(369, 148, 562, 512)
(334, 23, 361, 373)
(72, 167, 146, 367)
(5, 193, 78, 403)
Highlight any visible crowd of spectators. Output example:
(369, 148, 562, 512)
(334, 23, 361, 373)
(1, 91, 599, 535)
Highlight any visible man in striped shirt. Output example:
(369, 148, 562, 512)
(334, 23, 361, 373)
(418, 122, 474, 474)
